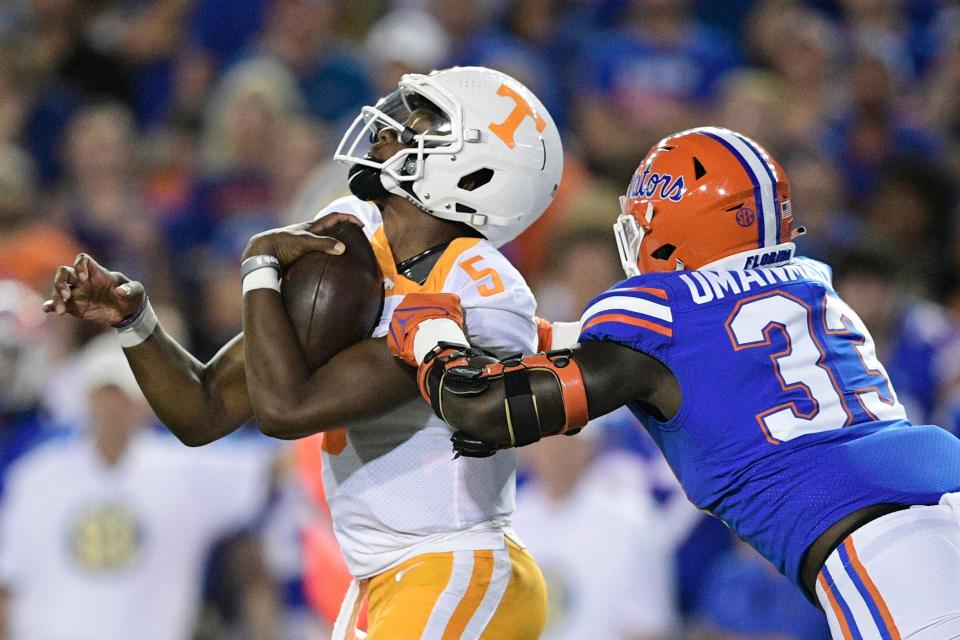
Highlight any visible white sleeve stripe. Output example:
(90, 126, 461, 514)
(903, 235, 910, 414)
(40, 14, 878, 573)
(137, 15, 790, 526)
(580, 295, 673, 324)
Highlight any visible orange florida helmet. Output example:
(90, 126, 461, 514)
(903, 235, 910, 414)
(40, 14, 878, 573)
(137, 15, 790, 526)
(614, 126, 798, 276)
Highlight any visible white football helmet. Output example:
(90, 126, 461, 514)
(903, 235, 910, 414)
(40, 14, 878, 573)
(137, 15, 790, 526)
(335, 66, 563, 247)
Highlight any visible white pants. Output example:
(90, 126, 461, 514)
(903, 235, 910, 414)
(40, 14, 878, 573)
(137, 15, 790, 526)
(816, 492, 960, 640)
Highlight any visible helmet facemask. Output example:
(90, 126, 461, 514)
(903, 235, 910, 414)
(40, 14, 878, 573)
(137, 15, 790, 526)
(335, 67, 563, 247)
(614, 198, 660, 277)
(335, 78, 463, 209)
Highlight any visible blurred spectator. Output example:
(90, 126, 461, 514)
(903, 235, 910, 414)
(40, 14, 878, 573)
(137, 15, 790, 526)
(201, 57, 304, 177)
(11, 1, 134, 103)
(170, 56, 303, 252)
(10, 0, 196, 179)
(533, 227, 625, 322)
(97, 0, 195, 126)
(713, 69, 788, 156)
(0, 61, 29, 146)
(745, 1, 844, 154)
(0, 337, 276, 640)
(170, 57, 308, 352)
(273, 117, 331, 221)
(0, 143, 80, 292)
(833, 244, 957, 424)
(933, 275, 960, 436)
(139, 121, 202, 223)
(823, 45, 943, 202)
(838, 0, 918, 78)
(786, 152, 862, 261)
(190, 245, 245, 359)
(923, 5, 960, 123)
(46, 103, 173, 303)
(248, 0, 373, 126)
(279, 115, 350, 225)
(163, 49, 218, 133)
(575, 0, 742, 182)
(860, 160, 956, 292)
(0, 280, 64, 500)
(690, 539, 832, 640)
(922, 7, 960, 182)
(365, 8, 450, 94)
(513, 427, 698, 640)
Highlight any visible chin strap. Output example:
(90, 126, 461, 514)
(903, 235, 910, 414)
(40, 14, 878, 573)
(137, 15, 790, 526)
(420, 346, 590, 448)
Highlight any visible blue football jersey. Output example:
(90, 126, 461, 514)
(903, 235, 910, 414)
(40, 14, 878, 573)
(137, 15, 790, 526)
(578, 257, 960, 585)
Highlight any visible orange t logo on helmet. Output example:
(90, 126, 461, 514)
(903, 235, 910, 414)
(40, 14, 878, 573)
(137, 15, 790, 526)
(488, 84, 546, 149)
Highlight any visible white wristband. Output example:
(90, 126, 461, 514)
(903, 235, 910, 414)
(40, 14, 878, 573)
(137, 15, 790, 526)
(116, 301, 158, 348)
(413, 318, 469, 365)
(242, 268, 281, 294)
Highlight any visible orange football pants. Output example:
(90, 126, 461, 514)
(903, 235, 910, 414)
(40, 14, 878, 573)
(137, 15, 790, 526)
(344, 538, 547, 640)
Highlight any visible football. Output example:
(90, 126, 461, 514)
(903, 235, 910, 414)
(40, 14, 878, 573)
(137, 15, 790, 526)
(281, 221, 384, 369)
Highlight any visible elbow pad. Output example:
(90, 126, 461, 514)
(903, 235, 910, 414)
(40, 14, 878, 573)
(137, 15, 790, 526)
(425, 347, 590, 449)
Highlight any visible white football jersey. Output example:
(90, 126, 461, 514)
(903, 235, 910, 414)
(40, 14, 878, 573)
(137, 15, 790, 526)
(313, 197, 537, 577)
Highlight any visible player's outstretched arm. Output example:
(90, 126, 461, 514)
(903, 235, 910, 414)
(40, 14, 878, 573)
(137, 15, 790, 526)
(44, 253, 252, 445)
(241, 227, 420, 440)
(387, 292, 679, 454)
(428, 340, 676, 454)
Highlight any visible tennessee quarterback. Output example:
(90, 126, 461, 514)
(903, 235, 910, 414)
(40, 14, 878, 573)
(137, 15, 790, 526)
(45, 67, 561, 640)
(389, 126, 960, 639)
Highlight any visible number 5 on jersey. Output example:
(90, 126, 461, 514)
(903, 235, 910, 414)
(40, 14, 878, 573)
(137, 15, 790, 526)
(460, 256, 505, 297)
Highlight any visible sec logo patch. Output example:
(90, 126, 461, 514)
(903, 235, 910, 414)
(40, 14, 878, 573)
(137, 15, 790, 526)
(735, 207, 755, 228)
(70, 503, 142, 571)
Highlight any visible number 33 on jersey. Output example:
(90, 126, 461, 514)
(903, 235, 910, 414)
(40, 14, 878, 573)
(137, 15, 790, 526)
(726, 288, 905, 444)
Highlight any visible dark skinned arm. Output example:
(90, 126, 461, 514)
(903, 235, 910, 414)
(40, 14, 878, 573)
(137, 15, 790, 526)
(243, 289, 418, 438)
(44, 253, 250, 446)
(124, 329, 251, 445)
(436, 340, 681, 447)
(241, 222, 419, 439)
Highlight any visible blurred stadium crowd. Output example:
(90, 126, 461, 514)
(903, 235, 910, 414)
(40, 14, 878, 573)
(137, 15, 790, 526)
(1, 0, 959, 638)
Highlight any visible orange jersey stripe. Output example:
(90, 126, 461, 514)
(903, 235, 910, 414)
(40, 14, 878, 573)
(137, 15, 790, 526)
(581, 313, 673, 337)
(374, 225, 485, 297)
(442, 550, 494, 639)
(818, 573, 854, 640)
(423, 238, 483, 293)
(621, 286, 668, 300)
(842, 539, 901, 640)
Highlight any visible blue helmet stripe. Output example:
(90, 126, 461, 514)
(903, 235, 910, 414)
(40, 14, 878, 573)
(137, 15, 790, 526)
(699, 131, 766, 248)
(698, 127, 778, 248)
(733, 131, 781, 244)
